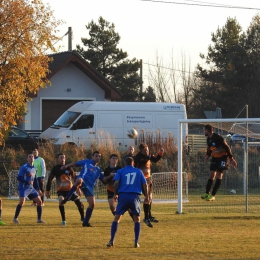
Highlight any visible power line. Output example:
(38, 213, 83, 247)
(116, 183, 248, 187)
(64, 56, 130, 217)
(140, 0, 260, 10)
(143, 62, 195, 74)
(183, 0, 243, 8)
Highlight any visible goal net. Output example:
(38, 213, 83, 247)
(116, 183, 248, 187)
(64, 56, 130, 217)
(152, 172, 188, 202)
(178, 118, 260, 214)
(6, 171, 189, 202)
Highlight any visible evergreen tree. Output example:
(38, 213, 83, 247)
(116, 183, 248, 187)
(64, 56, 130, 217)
(142, 86, 156, 102)
(76, 17, 141, 101)
(243, 14, 260, 117)
(195, 17, 248, 118)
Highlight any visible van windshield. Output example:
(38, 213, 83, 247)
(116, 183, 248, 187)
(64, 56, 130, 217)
(52, 111, 80, 128)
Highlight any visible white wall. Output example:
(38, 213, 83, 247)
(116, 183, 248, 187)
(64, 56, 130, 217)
(25, 63, 106, 130)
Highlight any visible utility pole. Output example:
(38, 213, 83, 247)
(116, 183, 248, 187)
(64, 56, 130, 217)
(140, 59, 143, 101)
(68, 27, 72, 51)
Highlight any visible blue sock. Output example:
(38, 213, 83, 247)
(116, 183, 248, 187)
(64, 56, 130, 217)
(66, 186, 76, 200)
(110, 221, 118, 242)
(134, 222, 141, 243)
(83, 208, 93, 225)
(14, 204, 22, 219)
(37, 205, 42, 220)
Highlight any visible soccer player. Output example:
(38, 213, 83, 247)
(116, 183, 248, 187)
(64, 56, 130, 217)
(134, 143, 164, 227)
(122, 146, 135, 165)
(104, 154, 122, 215)
(45, 153, 85, 226)
(0, 197, 6, 225)
(107, 157, 149, 248)
(13, 154, 45, 224)
(201, 124, 237, 201)
(32, 149, 46, 206)
(61, 151, 113, 227)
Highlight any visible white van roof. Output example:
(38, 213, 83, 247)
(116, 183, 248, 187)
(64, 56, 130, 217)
(67, 101, 186, 113)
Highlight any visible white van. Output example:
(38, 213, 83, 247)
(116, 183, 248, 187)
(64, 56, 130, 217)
(39, 101, 187, 149)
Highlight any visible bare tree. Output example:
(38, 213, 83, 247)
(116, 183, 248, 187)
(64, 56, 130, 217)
(147, 52, 172, 102)
(169, 49, 180, 102)
(178, 53, 197, 115)
(147, 51, 198, 118)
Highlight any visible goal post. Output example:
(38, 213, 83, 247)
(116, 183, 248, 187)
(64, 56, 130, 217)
(178, 118, 260, 214)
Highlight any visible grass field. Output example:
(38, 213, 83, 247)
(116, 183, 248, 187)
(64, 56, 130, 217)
(1, 198, 260, 260)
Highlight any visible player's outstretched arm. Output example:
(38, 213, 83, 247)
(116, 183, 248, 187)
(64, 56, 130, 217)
(61, 162, 76, 170)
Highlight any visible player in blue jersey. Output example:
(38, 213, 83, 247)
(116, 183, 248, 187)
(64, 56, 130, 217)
(61, 151, 114, 227)
(13, 154, 45, 224)
(107, 157, 149, 248)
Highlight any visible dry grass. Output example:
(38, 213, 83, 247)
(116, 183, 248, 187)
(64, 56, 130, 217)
(0, 133, 178, 174)
(1, 198, 260, 260)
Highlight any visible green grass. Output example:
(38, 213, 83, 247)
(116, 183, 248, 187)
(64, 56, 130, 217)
(1, 198, 260, 260)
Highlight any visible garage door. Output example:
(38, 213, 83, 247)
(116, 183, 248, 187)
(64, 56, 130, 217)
(42, 100, 89, 131)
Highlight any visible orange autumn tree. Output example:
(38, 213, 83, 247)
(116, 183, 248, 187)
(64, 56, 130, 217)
(0, 0, 61, 144)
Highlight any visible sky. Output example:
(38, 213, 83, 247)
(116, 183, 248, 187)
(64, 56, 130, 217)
(41, 0, 260, 88)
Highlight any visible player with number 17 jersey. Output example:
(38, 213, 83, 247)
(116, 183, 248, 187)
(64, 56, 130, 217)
(114, 166, 146, 195)
(107, 157, 148, 248)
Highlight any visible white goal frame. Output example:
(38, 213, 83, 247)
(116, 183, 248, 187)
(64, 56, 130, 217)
(177, 118, 260, 214)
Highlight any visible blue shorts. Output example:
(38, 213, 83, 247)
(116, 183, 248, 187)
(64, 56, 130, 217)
(115, 193, 141, 216)
(81, 185, 94, 198)
(19, 187, 39, 200)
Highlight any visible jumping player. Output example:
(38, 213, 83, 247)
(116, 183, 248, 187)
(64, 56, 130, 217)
(201, 124, 237, 201)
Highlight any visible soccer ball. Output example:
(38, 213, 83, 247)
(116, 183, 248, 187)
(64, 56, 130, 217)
(127, 128, 138, 139)
(230, 189, 236, 195)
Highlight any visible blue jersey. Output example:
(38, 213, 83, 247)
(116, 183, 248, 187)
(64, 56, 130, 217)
(114, 165, 146, 195)
(76, 159, 104, 195)
(17, 163, 39, 190)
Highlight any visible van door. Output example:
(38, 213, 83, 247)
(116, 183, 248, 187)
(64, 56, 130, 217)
(70, 112, 96, 148)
